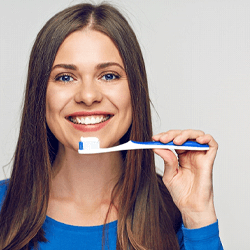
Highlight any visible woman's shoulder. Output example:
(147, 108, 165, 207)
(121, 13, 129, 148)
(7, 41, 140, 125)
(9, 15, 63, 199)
(0, 179, 9, 206)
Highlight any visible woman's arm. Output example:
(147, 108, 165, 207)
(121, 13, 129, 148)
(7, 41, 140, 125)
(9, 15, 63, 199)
(153, 129, 217, 228)
(153, 130, 223, 248)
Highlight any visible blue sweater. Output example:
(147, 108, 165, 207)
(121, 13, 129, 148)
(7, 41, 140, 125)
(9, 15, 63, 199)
(0, 179, 223, 249)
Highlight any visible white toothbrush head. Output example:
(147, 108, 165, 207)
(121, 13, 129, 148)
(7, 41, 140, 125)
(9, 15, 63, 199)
(79, 137, 100, 150)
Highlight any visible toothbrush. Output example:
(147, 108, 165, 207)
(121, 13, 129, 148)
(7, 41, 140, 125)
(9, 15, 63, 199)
(78, 137, 209, 154)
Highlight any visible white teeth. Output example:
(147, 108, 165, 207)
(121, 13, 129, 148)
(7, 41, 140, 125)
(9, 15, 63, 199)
(70, 115, 110, 125)
(85, 117, 91, 124)
(90, 117, 95, 124)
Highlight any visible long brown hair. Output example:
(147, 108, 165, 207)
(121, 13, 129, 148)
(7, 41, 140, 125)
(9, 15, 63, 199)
(0, 3, 181, 250)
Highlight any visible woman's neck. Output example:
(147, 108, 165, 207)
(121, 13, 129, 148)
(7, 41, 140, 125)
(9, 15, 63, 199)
(47, 143, 123, 226)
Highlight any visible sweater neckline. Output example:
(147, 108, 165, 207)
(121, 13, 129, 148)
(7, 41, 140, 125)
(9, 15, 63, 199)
(44, 216, 118, 232)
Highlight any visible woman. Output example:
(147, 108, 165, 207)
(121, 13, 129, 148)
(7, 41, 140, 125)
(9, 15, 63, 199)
(0, 3, 223, 250)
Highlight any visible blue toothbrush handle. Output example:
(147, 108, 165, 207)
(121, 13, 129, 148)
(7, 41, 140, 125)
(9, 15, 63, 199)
(131, 140, 209, 148)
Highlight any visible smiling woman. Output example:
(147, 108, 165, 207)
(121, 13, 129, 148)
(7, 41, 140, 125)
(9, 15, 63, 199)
(0, 3, 223, 250)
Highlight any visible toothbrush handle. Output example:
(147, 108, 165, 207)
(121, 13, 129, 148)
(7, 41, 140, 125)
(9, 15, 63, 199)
(131, 140, 209, 149)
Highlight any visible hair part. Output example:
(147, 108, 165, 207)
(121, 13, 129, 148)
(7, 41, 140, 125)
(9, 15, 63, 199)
(0, 3, 181, 250)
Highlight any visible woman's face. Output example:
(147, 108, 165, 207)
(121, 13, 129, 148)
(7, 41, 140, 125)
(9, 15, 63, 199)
(46, 29, 132, 151)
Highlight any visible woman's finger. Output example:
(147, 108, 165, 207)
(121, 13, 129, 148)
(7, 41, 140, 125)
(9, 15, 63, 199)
(152, 130, 182, 143)
(196, 134, 218, 159)
(196, 134, 218, 148)
(153, 148, 179, 185)
(173, 130, 205, 145)
(153, 129, 206, 145)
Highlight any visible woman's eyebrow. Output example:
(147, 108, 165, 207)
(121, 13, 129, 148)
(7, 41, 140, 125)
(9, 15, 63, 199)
(96, 62, 125, 71)
(51, 64, 78, 71)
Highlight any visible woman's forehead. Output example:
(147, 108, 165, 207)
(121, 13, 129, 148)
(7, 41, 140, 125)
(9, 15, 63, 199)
(53, 30, 124, 69)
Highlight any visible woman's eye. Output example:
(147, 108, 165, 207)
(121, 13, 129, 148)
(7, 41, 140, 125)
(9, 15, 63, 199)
(101, 73, 120, 81)
(55, 74, 74, 82)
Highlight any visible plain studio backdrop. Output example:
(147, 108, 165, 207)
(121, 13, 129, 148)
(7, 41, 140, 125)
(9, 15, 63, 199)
(0, 0, 249, 249)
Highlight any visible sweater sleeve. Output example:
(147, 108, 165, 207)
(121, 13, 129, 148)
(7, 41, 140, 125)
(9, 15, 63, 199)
(0, 179, 9, 209)
(177, 220, 223, 250)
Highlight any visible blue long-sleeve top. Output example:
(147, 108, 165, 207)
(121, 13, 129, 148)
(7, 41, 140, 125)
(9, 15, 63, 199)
(0, 179, 223, 249)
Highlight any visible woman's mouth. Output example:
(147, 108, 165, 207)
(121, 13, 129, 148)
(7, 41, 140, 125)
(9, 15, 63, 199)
(66, 113, 113, 132)
(68, 115, 111, 125)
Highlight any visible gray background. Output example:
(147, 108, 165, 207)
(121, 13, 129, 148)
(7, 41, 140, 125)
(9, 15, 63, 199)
(1, 0, 250, 249)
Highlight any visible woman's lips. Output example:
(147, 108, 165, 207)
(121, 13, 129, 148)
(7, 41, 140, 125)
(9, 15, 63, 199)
(66, 112, 113, 132)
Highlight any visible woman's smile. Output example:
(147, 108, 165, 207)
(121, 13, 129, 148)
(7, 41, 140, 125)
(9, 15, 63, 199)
(66, 111, 114, 132)
(68, 115, 111, 125)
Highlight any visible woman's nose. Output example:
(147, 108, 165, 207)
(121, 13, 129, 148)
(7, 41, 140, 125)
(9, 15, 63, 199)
(74, 80, 103, 106)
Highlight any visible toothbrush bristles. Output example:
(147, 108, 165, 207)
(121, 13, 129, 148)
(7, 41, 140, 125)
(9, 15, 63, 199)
(80, 137, 100, 150)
